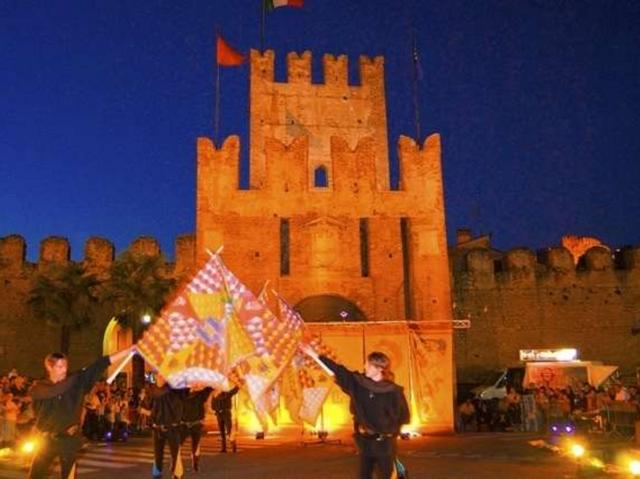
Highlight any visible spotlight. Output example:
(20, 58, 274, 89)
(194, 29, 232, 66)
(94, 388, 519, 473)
(629, 460, 640, 476)
(20, 439, 38, 455)
(255, 432, 265, 440)
(549, 421, 575, 436)
(318, 430, 328, 440)
(400, 432, 411, 440)
(570, 443, 585, 459)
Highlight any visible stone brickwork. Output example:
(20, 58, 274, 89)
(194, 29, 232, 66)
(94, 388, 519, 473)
(453, 243, 640, 383)
(0, 234, 196, 377)
(198, 50, 453, 327)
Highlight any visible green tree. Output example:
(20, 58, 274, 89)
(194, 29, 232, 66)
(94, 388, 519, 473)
(101, 251, 175, 386)
(28, 262, 101, 354)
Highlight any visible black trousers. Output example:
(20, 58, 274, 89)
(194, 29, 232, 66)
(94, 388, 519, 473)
(181, 422, 203, 458)
(354, 434, 397, 479)
(28, 435, 82, 479)
(153, 427, 182, 478)
(215, 410, 232, 450)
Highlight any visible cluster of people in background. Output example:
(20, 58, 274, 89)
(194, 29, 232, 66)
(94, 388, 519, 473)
(0, 369, 33, 447)
(0, 366, 238, 458)
(457, 381, 640, 434)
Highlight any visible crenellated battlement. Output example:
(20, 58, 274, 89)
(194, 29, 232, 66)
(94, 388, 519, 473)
(249, 49, 384, 87)
(197, 133, 443, 214)
(0, 234, 196, 278)
(460, 244, 640, 288)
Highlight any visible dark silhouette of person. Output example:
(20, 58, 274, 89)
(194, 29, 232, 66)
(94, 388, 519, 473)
(211, 386, 239, 452)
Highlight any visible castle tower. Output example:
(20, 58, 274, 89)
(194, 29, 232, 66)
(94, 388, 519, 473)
(249, 50, 390, 190)
(196, 49, 454, 432)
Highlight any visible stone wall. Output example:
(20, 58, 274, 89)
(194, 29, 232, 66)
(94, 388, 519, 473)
(0, 234, 196, 377)
(453, 245, 640, 382)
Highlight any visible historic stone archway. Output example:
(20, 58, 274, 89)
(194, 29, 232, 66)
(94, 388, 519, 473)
(294, 295, 366, 322)
(102, 317, 133, 386)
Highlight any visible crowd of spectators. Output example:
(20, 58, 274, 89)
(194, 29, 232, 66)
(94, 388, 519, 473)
(0, 369, 34, 447)
(81, 379, 153, 441)
(0, 368, 155, 449)
(457, 381, 640, 434)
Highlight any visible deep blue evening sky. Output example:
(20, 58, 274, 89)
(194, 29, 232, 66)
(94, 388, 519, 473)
(1, 1, 639, 261)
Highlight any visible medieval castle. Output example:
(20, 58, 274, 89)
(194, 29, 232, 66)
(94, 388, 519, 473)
(1, 49, 639, 419)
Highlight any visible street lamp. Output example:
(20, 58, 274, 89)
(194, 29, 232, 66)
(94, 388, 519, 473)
(141, 313, 152, 325)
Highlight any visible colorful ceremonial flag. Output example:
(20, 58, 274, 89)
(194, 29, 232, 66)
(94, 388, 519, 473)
(274, 297, 335, 425)
(212, 256, 304, 405)
(136, 257, 237, 389)
(137, 253, 283, 392)
(265, 0, 304, 11)
(216, 35, 244, 66)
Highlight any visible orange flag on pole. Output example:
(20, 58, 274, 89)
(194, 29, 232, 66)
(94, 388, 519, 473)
(216, 35, 244, 66)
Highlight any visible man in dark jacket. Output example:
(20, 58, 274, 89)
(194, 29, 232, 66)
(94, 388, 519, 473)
(300, 344, 410, 479)
(28, 346, 135, 479)
(149, 376, 185, 479)
(181, 385, 212, 471)
(211, 386, 239, 452)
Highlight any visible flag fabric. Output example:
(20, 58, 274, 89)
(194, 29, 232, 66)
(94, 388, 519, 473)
(137, 254, 272, 390)
(265, 0, 304, 11)
(212, 256, 304, 405)
(136, 257, 237, 389)
(275, 297, 335, 426)
(216, 35, 244, 66)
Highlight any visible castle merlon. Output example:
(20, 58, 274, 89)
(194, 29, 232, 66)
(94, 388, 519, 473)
(249, 49, 384, 88)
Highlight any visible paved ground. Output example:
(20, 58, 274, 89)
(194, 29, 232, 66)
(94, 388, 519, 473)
(0, 431, 629, 479)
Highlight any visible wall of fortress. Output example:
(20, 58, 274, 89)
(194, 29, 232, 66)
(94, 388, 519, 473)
(0, 234, 196, 377)
(453, 245, 640, 382)
(3, 231, 639, 380)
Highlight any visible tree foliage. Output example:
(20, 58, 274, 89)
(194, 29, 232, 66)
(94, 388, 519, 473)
(101, 251, 175, 336)
(28, 262, 101, 354)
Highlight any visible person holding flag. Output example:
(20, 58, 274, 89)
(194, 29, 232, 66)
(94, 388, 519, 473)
(28, 346, 136, 479)
(149, 375, 186, 479)
(211, 385, 239, 453)
(299, 344, 410, 479)
(180, 384, 213, 472)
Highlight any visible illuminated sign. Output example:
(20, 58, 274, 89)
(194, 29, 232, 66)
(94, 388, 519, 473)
(519, 348, 578, 362)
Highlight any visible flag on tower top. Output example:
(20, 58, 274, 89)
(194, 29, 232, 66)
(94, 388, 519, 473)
(216, 35, 244, 66)
(265, 0, 304, 11)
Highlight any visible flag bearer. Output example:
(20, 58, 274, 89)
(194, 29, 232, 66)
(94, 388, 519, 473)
(181, 385, 212, 472)
(28, 346, 136, 479)
(300, 344, 410, 479)
(149, 375, 185, 479)
(211, 386, 239, 453)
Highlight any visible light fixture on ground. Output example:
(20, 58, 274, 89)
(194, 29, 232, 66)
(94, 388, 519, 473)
(629, 459, 640, 476)
(255, 431, 265, 440)
(570, 443, 585, 458)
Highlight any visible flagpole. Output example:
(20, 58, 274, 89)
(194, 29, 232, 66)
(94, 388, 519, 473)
(260, 0, 266, 52)
(215, 57, 221, 145)
(411, 23, 422, 143)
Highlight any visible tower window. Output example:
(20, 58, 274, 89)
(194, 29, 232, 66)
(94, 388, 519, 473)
(314, 165, 328, 188)
(360, 218, 369, 277)
(280, 219, 290, 276)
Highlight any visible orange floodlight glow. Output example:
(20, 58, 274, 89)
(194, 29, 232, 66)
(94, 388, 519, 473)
(569, 443, 585, 459)
(20, 438, 39, 455)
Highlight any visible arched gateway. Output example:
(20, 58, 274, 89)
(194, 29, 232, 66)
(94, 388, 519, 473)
(295, 295, 366, 322)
